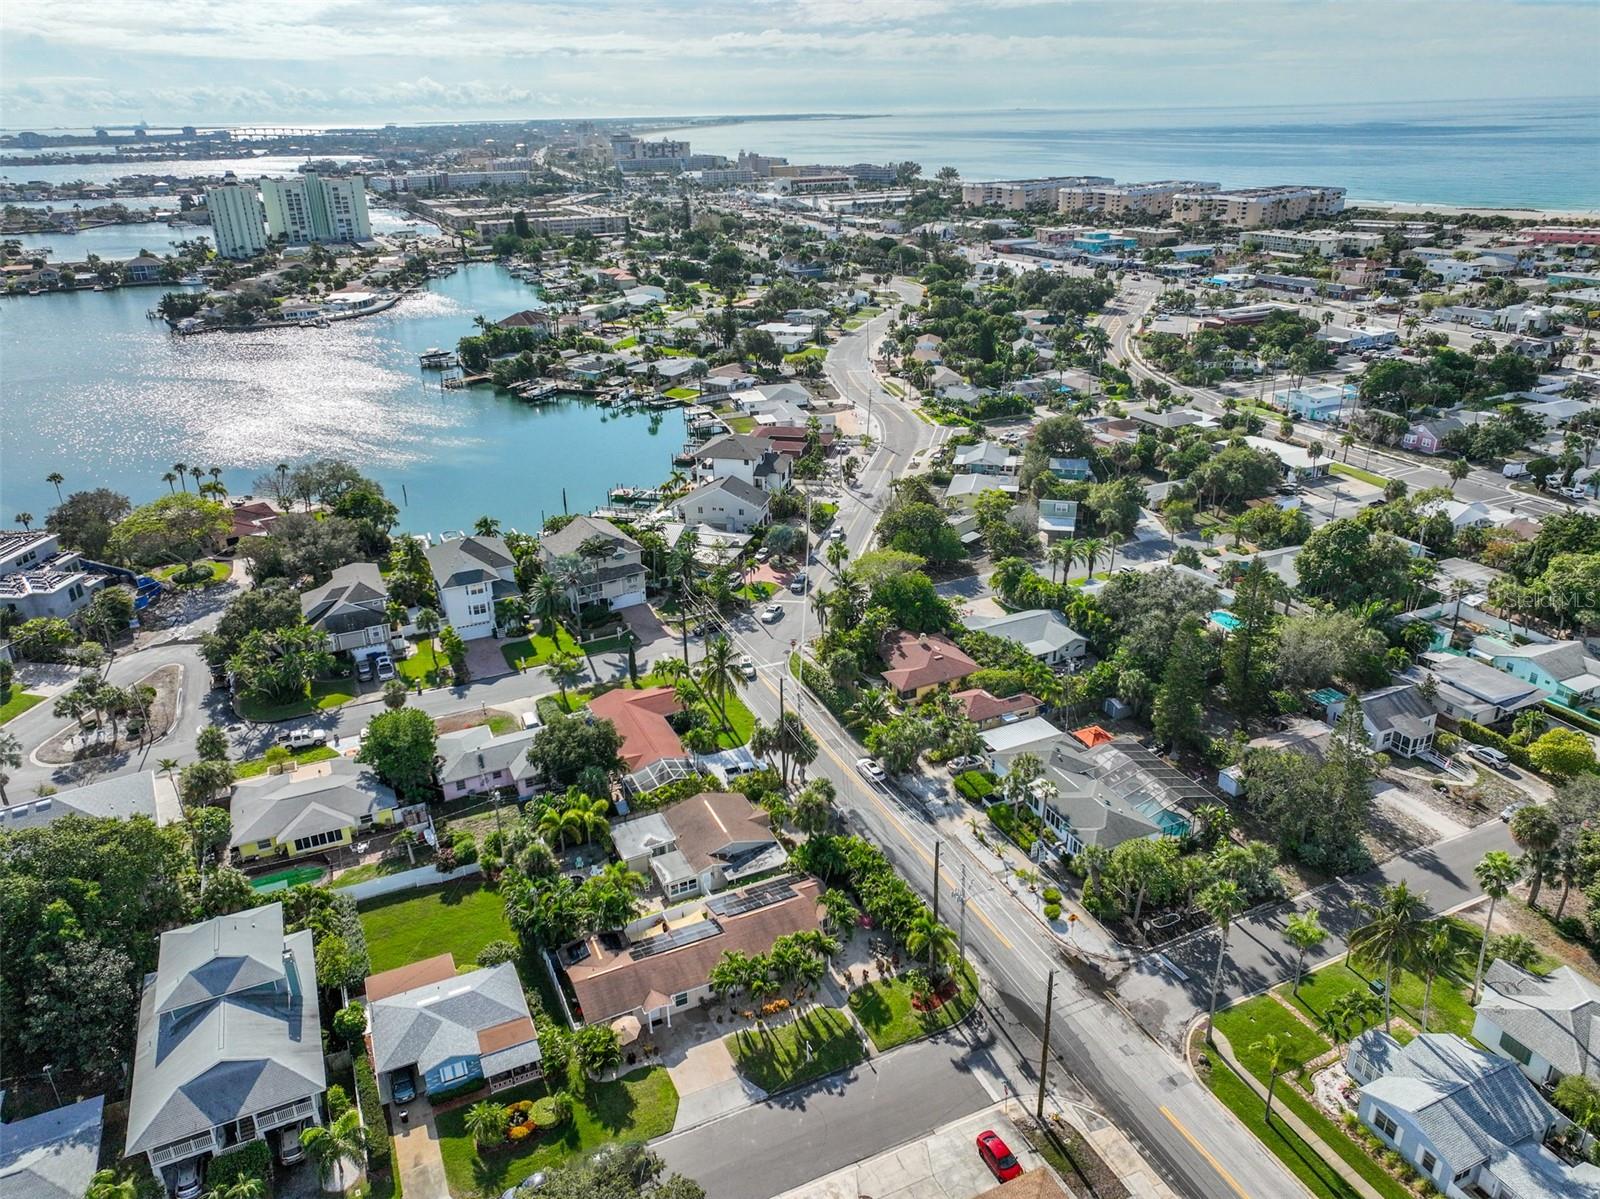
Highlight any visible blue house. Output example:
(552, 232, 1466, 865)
(368, 955, 542, 1100)
(1480, 638, 1600, 710)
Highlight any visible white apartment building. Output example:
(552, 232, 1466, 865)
(1245, 228, 1382, 256)
(1170, 185, 1346, 228)
(609, 135, 691, 171)
(368, 169, 530, 192)
(203, 172, 267, 259)
(261, 172, 372, 244)
(1057, 180, 1219, 219)
(526, 206, 629, 236)
(962, 175, 1114, 210)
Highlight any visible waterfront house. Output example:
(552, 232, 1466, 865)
(124, 255, 165, 284)
(0, 1094, 105, 1199)
(301, 562, 390, 663)
(964, 609, 1087, 664)
(692, 433, 793, 493)
(878, 631, 978, 700)
(953, 687, 1042, 731)
(1325, 682, 1436, 756)
(125, 904, 325, 1192)
(611, 791, 781, 902)
(229, 759, 399, 861)
(0, 530, 101, 622)
(1478, 638, 1600, 709)
(426, 534, 519, 640)
(669, 476, 770, 534)
(367, 956, 542, 1102)
(0, 769, 180, 833)
(537, 515, 648, 612)
(1473, 961, 1600, 1086)
(497, 309, 552, 331)
(435, 725, 541, 800)
(564, 876, 823, 1029)
(1346, 1031, 1597, 1199)
(700, 364, 759, 394)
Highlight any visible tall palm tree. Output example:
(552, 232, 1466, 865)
(162, 471, 178, 493)
(1077, 536, 1106, 580)
(189, 466, 205, 490)
(905, 911, 957, 978)
(529, 574, 565, 638)
(474, 515, 502, 537)
(846, 687, 891, 729)
(565, 792, 612, 845)
(1348, 881, 1431, 1031)
(1251, 1034, 1295, 1124)
(547, 649, 583, 709)
(1470, 850, 1523, 1003)
(45, 472, 64, 502)
(300, 1109, 367, 1190)
(825, 538, 850, 573)
(1509, 804, 1560, 909)
(697, 634, 740, 736)
(1284, 908, 1328, 994)
(1200, 880, 1245, 1042)
(1105, 531, 1125, 574)
(1413, 921, 1462, 1033)
(172, 462, 188, 491)
(819, 887, 861, 938)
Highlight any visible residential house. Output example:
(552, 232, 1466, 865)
(953, 441, 1021, 476)
(125, 255, 165, 283)
(692, 433, 793, 493)
(953, 687, 1042, 731)
(944, 474, 1020, 511)
(564, 875, 823, 1029)
(1241, 435, 1331, 481)
(1400, 417, 1467, 456)
(1416, 498, 1511, 530)
(0, 769, 181, 833)
(1346, 1031, 1600, 1199)
(367, 956, 542, 1101)
(754, 425, 835, 463)
(1129, 407, 1207, 431)
(0, 530, 101, 622)
(125, 904, 325, 1190)
(436, 725, 541, 800)
(425, 534, 518, 640)
(611, 791, 781, 902)
(964, 609, 1087, 664)
(230, 759, 399, 861)
(1272, 382, 1356, 422)
(700, 364, 759, 394)
(301, 562, 390, 662)
(0, 1094, 105, 1199)
(1410, 652, 1546, 725)
(1038, 499, 1079, 543)
(1048, 457, 1094, 482)
(669, 476, 770, 534)
(1480, 638, 1600, 708)
(226, 499, 283, 546)
(627, 356, 704, 387)
(754, 322, 814, 353)
(588, 686, 688, 787)
(1473, 961, 1600, 1086)
(878, 631, 978, 700)
(496, 309, 552, 331)
(537, 516, 648, 612)
(1325, 682, 1437, 756)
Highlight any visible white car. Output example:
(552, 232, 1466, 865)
(856, 757, 887, 783)
(275, 728, 327, 750)
(740, 655, 756, 680)
(760, 603, 784, 624)
(1467, 744, 1511, 770)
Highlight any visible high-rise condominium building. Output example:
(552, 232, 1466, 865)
(1169, 185, 1346, 228)
(203, 171, 268, 259)
(261, 172, 372, 244)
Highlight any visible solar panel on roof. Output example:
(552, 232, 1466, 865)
(628, 920, 720, 960)
(706, 876, 800, 918)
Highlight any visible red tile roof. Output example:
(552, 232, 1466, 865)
(879, 632, 978, 693)
(588, 686, 685, 771)
(1072, 725, 1116, 748)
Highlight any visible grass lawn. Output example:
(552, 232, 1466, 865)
(238, 678, 355, 722)
(156, 559, 231, 587)
(783, 345, 828, 365)
(575, 634, 631, 655)
(664, 386, 699, 400)
(333, 856, 418, 888)
(1330, 462, 1387, 487)
(727, 1007, 863, 1092)
(711, 687, 756, 748)
(1214, 995, 1331, 1074)
(848, 961, 978, 1051)
(728, 415, 757, 433)
(0, 690, 45, 724)
(1282, 926, 1485, 1042)
(737, 581, 777, 603)
(612, 335, 638, 349)
(359, 881, 514, 975)
(436, 1068, 677, 1198)
(398, 639, 450, 686)
(501, 625, 581, 671)
(234, 744, 338, 779)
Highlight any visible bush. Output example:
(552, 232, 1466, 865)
(531, 1095, 569, 1128)
(632, 773, 719, 812)
(1042, 886, 1062, 903)
(206, 1142, 271, 1195)
(332, 1001, 367, 1047)
(476, 939, 519, 967)
(1043, 902, 1062, 920)
(451, 833, 479, 865)
(353, 1053, 392, 1173)
(1435, 730, 1461, 754)
(954, 770, 996, 802)
(988, 803, 1037, 853)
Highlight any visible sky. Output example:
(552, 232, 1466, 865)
(2, 0, 1597, 129)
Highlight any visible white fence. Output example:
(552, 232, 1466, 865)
(335, 860, 482, 902)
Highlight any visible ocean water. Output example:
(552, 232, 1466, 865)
(664, 97, 1600, 211)
(0, 155, 367, 187)
(4, 208, 437, 262)
(0, 263, 686, 534)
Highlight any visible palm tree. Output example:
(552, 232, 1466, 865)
(474, 515, 502, 537)
(906, 910, 957, 978)
(1251, 1033, 1295, 1124)
(1413, 921, 1461, 1033)
(697, 634, 741, 736)
(46, 472, 64, 502)
(1471, 850, 1523, 1003)
(0, 730, 24, 804)
(820, 887, 861, 938)
(1447, 458, 1470, 492)
(172, 462, 188, 491)
(1284, 908, 1328, 994)
(162, 471, 178, 493)
(1322, 989, 1382, 1045)
(300, 1109, 367, 1190)
(825, 538, 850, 573)
(547, 649, 583, 709)
(1199, 880, 1245, 1041)
(207, 1179, 265, 1199)
(1348, 881, 1431, 1031)
(565, 793, 611, 845)
(415, 606, 441, 641)
(536, 804, 579, 849)
(530, 574, 564, 637)
(1510, 804, 1560, 909)
(1077, 536, 1105, 580)
(86, 1171, 138, 1199)
(792, 778, 835, 836)
(13, 513, 33, 531)
(464, 1100, 508, 1147)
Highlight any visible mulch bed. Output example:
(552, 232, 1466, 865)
(910, 977, 962, 1012)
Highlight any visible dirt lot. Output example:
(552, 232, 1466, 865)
(1455, 891, 1600, 983)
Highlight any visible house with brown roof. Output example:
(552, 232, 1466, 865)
(954, 687, 1043, 731)
(587, 686, 689, 786)
(496, 308, 552, 330)
(879, 631, 979, 700)
(611, 792, 782, 902)
(563, 876, 823, 1029)
(365, 954, 543, 1101)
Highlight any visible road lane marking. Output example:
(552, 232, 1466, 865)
(1159, 1106, 1251, 1199)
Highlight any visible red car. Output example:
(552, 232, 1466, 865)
(976, 1129, 1024, 1182)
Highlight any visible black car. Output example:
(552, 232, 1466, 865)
(390, 1065, 417, 1104)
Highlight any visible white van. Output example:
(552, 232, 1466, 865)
(1503, 462, 1529, 479)
(520, 710, 542, 731)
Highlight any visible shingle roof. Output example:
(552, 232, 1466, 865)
(1355, 683, 1436, 735)
(879, 632, 978, 693)
(425, 534, 515, 589)
(301, 561, 388, 634)
(436, 725, 538, 785)
(674, 475, 769, 509)
(660, 792, 774, 873)
(538, 515, 640, 559)
(0, 770, 170, 832)
(369, 960, 539, 1079)
(1479, 962, 1600, 1079)
(953, 688, 1040, 724)
(965, 609, 1085, 658)
(696, 433, 775, 461)
(229, 759, 398, 848)
(0, 1094, 104, 1199)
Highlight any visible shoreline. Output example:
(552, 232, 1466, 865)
(1349, 198, 1600, 221)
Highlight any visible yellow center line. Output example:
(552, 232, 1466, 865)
(1160, 1105, 1251, 1199)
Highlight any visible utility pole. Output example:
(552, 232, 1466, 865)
(931, 840, 942, 925)
(957, 862, 968, 966)
(1036, 970, 1055, 1121)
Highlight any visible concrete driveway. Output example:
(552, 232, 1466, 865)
(391, 1096, 449, 1199)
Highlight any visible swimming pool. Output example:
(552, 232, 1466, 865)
(1209, 610, 1242, 631)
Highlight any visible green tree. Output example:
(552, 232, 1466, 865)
(1470, 850, 1522, 1003)
(355, 707, 439, 800)
(1221, 559, 1275, 725)
(1510, 804, 1561, 908)
(1200, 880, 1246, 1041)
(1284, 908, 1328, 994)
(1413, 921, 1462, 1033)
(196, 724, 230, 762)
(1348, 881, 1431, 1031)
(1153, 614, 1208, 753)
(697, 634, 741, 736)
(1528, 728, 1598, 780)
(107, 492, 230, 571)
(1251, 1033, 1295, 1124)
(464, 1100, 508, 1147)
(547, 648, 584, 708)
(905, 910, 957, 978)
(299, 1109, 367, 1188)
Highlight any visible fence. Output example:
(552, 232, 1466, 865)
(335, 860, 482, 902)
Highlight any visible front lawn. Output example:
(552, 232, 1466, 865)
(156, 559, 231, 587)
(238, 678, 355, 722)
(848, 961, 978, 1051)
(737, 581, 777, 603)
(398, 639, 450, 686)
(664, 386, 699, 400)
(234, 744, 338, 779)
(0, 690, 45, 725)
(1213, 995, 1331, 1073)
(1330, 462, 1386, 488)
(435, 1068, 678, 1197)
(501, 625, 581, 671)
(728, 415, 758, 433)
(727, 1007, 863, 1092)
(783, 345, 828, 365)
(708, 687, 756, 748)
(358, 881, 514, 974)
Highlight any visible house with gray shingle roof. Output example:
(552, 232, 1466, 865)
(126, 904, 325, 1187)
(229, 758, 399, 862)
(963, 608, 1087, 665)
(366, 955, 542, 1102)
(1481, 638, 1600, 709)
(669, 475, 771, 534)
(300, 561, 390, 658)
(1326, 682, 1437, 757)
(1347, 1031, 1600, 1199)
(1473, 962, 1600, 1087)
(436, 725, 540, 800)
(425, 534, 518, 640)
(0, 1094, 105, 1199)
(0, 769, 180, 833)
(536, 515, 648, 612)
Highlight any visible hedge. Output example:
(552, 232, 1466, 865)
(988, 803, 1038, 853)
(954, 770, 996, 801)
(1545, 701, 1600, 737)
(424, 1077, 485, 1105)
(206, 1141, 272, 1195)
(1457, 720, 1534, 770)
(632, 773, 719, 812)
(353, 1052, 392, 1173)
(790, 652, 854, 726)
